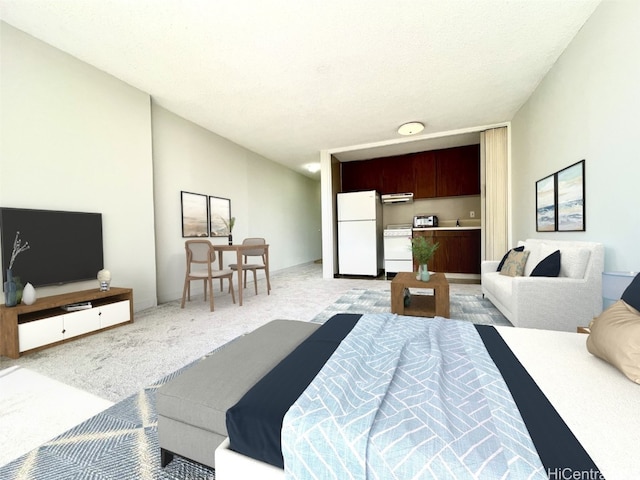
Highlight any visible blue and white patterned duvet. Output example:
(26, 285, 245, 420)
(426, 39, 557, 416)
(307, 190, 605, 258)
(281, 314, 546, 479)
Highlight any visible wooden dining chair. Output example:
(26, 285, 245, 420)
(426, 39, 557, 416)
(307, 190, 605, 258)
(181, 239, 235, 312)
(228, 238, 271, 295)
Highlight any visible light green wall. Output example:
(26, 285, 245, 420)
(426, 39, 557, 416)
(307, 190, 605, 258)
(511, 0, 640, 271)
(0, 22, 157, 309)
(151, 105, 321, 303)
(1, 22, 322, 308)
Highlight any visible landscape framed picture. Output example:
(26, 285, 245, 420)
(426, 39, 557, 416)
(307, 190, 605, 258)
(181, 191, 209, 237)
(557, 160, 585, 231)
(535, 174, 556, 232)
(209, 196, 231, 237)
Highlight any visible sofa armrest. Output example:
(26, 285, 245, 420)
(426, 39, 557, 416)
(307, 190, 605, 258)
(511, 276, 598, 331)
(481, 260, 501, 274)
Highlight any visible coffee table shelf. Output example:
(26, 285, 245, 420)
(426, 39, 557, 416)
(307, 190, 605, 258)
(390, 272, 450, 318)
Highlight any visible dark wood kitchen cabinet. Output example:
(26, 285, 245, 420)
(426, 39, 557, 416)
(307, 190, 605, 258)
(340, 145, 478, 198)
(435, 144, 480, 197)
(413, 229, 481, 274)
(341, 158, 383, 192)
(412, 151, 437, 198)
(381, 154, 414, 194)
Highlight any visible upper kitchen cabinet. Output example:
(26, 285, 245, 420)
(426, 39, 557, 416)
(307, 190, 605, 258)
(435, 144, 480, 197)
(341, 158, 383, 192)
(380, 153, 414, 194)
(340, 144, 479, 198)
(412, 151, 436, 198)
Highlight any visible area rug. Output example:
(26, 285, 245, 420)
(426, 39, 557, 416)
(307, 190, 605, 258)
(0, 359, 217, 480)
(311, 288, 512, 327)
(0, 289, 509, 479)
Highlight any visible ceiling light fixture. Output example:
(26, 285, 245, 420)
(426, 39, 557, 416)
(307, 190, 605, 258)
(305, 163, 321, 173)
(397, 121, 425, 136)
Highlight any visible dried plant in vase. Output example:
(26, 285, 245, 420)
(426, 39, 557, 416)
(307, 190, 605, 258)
(222, 216, 236, 244)
(5, 231, 30, 307)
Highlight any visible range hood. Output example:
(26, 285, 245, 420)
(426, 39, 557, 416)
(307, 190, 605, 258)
(381, 192, 414, 204)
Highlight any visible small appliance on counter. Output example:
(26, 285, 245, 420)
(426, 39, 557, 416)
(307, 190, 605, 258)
(413, 215, 438, 228)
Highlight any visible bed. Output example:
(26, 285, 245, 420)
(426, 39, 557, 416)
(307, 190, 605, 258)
(215, 312, 639, 480)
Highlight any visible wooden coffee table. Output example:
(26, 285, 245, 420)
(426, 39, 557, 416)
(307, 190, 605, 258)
(390, 272, 450, 318)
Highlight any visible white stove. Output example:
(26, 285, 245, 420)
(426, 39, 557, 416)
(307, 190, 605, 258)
(383, 224, 413, 278)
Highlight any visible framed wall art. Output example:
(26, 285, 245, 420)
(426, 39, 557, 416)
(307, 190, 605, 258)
(557, 160, 585, 231)
(181, 191, 209, 237)
(209, 196, 231, 237)
(536, 174, 556, 232)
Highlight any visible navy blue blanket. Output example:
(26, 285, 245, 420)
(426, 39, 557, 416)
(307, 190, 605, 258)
(226, 315, 601, 477)
(226, 313, 361, 468)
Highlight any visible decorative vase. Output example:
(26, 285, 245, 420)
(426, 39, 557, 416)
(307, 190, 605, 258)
(4, 269, 18, 307)
(97, 269, 112, 291)
(14, 276, 24, 304)
(22, 282, 37, 305)
(417, 264, 430, 282)
(228, 234, 233, 245)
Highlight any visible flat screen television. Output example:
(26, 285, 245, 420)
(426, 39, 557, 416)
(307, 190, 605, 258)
(0, 207, 104, 287)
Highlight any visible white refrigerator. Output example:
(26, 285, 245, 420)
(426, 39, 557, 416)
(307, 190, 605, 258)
(337, 190, 383, 276)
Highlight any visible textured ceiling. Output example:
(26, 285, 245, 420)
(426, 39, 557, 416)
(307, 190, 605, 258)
(0, 1, 601, 177)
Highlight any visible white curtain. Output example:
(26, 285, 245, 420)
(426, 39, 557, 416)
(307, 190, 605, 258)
(481, 127, 508, 260)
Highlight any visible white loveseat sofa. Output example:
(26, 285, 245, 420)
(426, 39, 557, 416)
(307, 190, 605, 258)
(481, 238, 604, 332)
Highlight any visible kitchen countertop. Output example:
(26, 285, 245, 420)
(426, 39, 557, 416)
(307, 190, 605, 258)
(413, 226, 481, 231)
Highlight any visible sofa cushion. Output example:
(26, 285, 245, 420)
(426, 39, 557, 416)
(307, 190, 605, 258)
(497, 246, 524, 272)
(587, 300, 640, 384)
(621, 272, 640, 310)
(483, 272, 514, 311)
(559, 247, 591, 279)
(500, 250, 530, 277)
(530, 250, 561, 277)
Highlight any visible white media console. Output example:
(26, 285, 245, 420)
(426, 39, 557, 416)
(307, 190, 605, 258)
(0, 287, 133, 359)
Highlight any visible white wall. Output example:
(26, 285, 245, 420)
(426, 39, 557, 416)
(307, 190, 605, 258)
(151, 105, 322, 303)
(511, 0, 640, 271)
(0, 22, 158, 309)
(1, 22, 322, 309)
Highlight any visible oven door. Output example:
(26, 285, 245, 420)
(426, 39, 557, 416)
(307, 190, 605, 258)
(383, 234, 412, 260)
(383, 231, 413, 276)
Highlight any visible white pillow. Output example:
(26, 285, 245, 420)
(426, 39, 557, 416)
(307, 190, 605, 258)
(521, 242, 543, 277)
(523, 243, 558, 277)
(559, 248, 591, 279)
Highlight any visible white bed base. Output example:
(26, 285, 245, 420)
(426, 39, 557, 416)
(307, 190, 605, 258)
(215, 326, 640, 480)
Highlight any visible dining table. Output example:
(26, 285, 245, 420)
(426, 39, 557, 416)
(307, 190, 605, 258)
(213, 243, 270, 306)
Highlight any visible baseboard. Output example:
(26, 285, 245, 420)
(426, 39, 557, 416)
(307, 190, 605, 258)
(445, 273, 481, 284)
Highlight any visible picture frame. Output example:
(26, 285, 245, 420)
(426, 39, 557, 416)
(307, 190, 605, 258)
(209, 196, 231, 237)
(535, 174, 556, 232)
(181, 191, 209, 238)
(557, 160, 585, 231)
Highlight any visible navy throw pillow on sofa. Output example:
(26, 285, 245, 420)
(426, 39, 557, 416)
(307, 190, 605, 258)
(497, 246, 525, 272)
(530, 250, 561, 277)
(621, 272, 640, 310)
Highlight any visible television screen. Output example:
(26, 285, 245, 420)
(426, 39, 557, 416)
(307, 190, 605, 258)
(0, 207, 104, 287)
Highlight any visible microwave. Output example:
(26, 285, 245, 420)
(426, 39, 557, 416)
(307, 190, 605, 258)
(414, 215, 438, 228)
